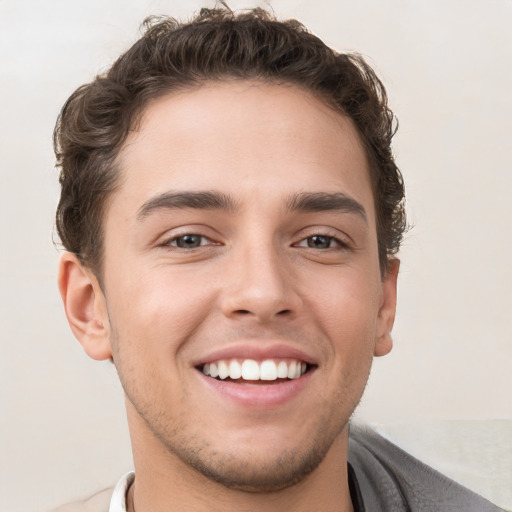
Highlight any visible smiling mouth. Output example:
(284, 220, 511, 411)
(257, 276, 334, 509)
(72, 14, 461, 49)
(199, 358, 313, 383)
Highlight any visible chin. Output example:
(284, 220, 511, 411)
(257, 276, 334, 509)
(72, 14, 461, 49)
(174, 443, 330, 493)
(150, 415, 348, 493)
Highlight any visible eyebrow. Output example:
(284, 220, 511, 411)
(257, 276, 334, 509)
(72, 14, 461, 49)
(137, 189, 367, 223)
(286, 192, 367, 223)
(137, 190, 239, 220)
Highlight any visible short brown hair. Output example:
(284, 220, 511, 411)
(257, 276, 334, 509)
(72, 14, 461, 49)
(54, 7, 406, 275)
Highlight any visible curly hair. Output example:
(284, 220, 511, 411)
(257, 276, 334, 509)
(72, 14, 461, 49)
(54, 7, 406, 276)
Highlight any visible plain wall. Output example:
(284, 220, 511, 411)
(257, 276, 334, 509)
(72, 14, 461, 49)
(1, 1, 511, 511)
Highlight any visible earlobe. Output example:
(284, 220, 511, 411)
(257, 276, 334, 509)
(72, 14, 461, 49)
(58, 252, 112, 360)
(374, 258, 400, 357)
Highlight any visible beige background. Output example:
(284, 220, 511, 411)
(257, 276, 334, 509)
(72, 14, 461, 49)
(0, 1, 511, 511)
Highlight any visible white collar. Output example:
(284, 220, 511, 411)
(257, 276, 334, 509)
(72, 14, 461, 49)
(109, 471, 135, 512)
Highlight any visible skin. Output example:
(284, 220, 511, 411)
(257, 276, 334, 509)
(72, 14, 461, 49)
(59, 81, 399, 512)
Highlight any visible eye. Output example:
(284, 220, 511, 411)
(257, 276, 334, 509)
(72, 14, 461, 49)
(305, 235, 336, 249)
(169, 234, 210, 249)
(296, 235, 346, 249)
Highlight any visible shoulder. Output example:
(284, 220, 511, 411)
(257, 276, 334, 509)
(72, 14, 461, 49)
(48, 486, 114, 512)
(348, 423, 504, 511)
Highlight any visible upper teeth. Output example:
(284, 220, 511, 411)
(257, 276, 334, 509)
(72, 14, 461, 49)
(202, 359, 307, 381)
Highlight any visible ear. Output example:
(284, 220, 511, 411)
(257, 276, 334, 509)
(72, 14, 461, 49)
(374, 258, 400, 357)
(58, 252, 112, 360)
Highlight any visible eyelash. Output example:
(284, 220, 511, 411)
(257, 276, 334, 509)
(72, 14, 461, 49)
(295, 234, 349, 250)
(161, 232, 349, 251)
(164, 234, 216, 249)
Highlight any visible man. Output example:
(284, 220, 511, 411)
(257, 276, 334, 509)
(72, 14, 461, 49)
(53, 7, 503, 512)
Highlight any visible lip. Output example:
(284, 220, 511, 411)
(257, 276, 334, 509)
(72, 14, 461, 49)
(192, 343, 318, 366)
(197, 367, 316, 408)
(192, 343, 318, 408)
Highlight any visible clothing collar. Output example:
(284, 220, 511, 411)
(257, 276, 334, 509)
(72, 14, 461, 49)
(348, 462, 365, 512)
(109, 471, 134, 512)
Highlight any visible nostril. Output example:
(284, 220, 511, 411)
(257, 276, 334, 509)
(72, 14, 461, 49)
(235, 309, 291, 316)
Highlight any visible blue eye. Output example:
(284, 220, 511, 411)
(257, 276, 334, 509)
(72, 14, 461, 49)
(306, 235, 336, 249)
(171, 234, 207, 249)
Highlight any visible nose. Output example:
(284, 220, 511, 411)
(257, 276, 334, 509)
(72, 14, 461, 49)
(220, 242, 303, 323)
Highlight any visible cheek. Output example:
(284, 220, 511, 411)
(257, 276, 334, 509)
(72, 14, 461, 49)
(308, 265, 380, 322)
(106, 270, 216, 412)
(300, 274, 380, 418)
(304, 270, 381, 357)
(106, 268, 217, 363)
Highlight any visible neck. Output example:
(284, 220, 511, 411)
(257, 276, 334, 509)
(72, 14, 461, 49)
(126, 421, 354, 512)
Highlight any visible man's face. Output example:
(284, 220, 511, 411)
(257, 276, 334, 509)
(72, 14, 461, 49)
(96, 82, 397, 491)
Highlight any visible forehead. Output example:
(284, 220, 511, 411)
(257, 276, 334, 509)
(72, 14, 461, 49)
(113, 81, 373, 218)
